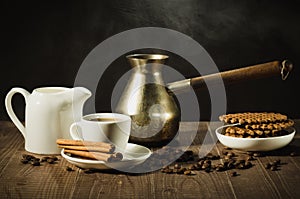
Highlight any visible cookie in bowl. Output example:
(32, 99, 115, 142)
(216, 112, 296, 151)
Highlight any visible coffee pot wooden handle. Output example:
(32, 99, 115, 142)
(167, 60, 293, 93)
(190, 60, 293, 88)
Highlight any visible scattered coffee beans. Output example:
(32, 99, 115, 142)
(158, 148, 256, 176)
(264, 159, 284, 171)
(20, 154, 59, 167)
(156, 144, 294, 177)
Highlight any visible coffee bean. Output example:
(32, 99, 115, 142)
(66, 166, 74, 171)
(178, 168, 187, 174)
(290, 152, 296, 157)
(224, 156, 231, 160)
(51, 156, 58, 161)
(265, 163, 271, 169)
(204, 167, 211, 173)
(273, 159, 281, 166)
(188, 165, 196, 170)
(236, 159, 245, 164)
(275, 159, 281, 165)
(197, 160, 204, 166)
(253, 152, 263, 157)
(237, 163, 246, 170)
(204, 160, 211, 165)
(227, 152, 235, 157)
(270, 166, 277, 171)
(244, 161, 252, 168)
(174, 164, 181, 169)
(22, 154, 35, 161)
(47, 159, 55, 164)
(20, 159, 29, 164)
(216, 165, 225, 172)
(183, 170, 191, 175)
(41, 157, 50, 162)
(230, 171, 238, 177)
(193, 164, 201, 170)
(222, 161, 229, 167)
(161, 168, 169, 173)
(185, 150, 194, 156)
(184, 170, 196, 175)
(227, 162, 234, 169)
(270, 161, 277, 166)
(222, 150, 228, 156)
(246, 156, 255, 161)
(31, 160, 40, 166)
(202, 163, 210, 170)
(164, 169, 173, 174)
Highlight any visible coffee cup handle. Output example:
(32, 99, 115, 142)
(69, 123, 84, 140)
(5, 88, 30, 138)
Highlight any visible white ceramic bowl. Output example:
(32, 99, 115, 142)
(215, 125, 296, 151)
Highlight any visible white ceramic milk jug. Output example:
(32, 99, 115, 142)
(5, 87, 91, 154)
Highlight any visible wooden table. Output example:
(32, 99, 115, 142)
(0, 120, 300, 199)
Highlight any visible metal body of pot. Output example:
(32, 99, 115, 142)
(116, 54, 180, 146)
(116, 54, 293, 146)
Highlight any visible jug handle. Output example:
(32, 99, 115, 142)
(5, 88, 30, 138)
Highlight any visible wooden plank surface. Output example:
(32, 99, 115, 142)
(0, 120, 299, 199)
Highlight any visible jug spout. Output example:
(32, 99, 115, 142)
(72, 87, 92, 102)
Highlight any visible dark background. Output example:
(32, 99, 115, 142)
(1, 0, 300, 121)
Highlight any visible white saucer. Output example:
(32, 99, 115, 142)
(61, 143, 152, 170)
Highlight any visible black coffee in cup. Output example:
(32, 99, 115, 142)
(88, 118, 119, 122)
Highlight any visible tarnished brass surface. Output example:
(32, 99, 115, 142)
(116, 54, 180, 146)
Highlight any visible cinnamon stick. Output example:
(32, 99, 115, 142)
(56, 139, 115, 152)
(58, 145, 114, 153)
(64, 149, 123, 162)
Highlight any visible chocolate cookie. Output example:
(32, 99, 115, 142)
(219, 112, 294, 138)
(219, 112, 288, 124)
(244, 120, 294, 131)
(224, 126, 291, 138)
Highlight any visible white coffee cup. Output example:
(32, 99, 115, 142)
(69, 113, 131, 151)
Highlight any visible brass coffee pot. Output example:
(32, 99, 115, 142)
(116, 54, 293, 146)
